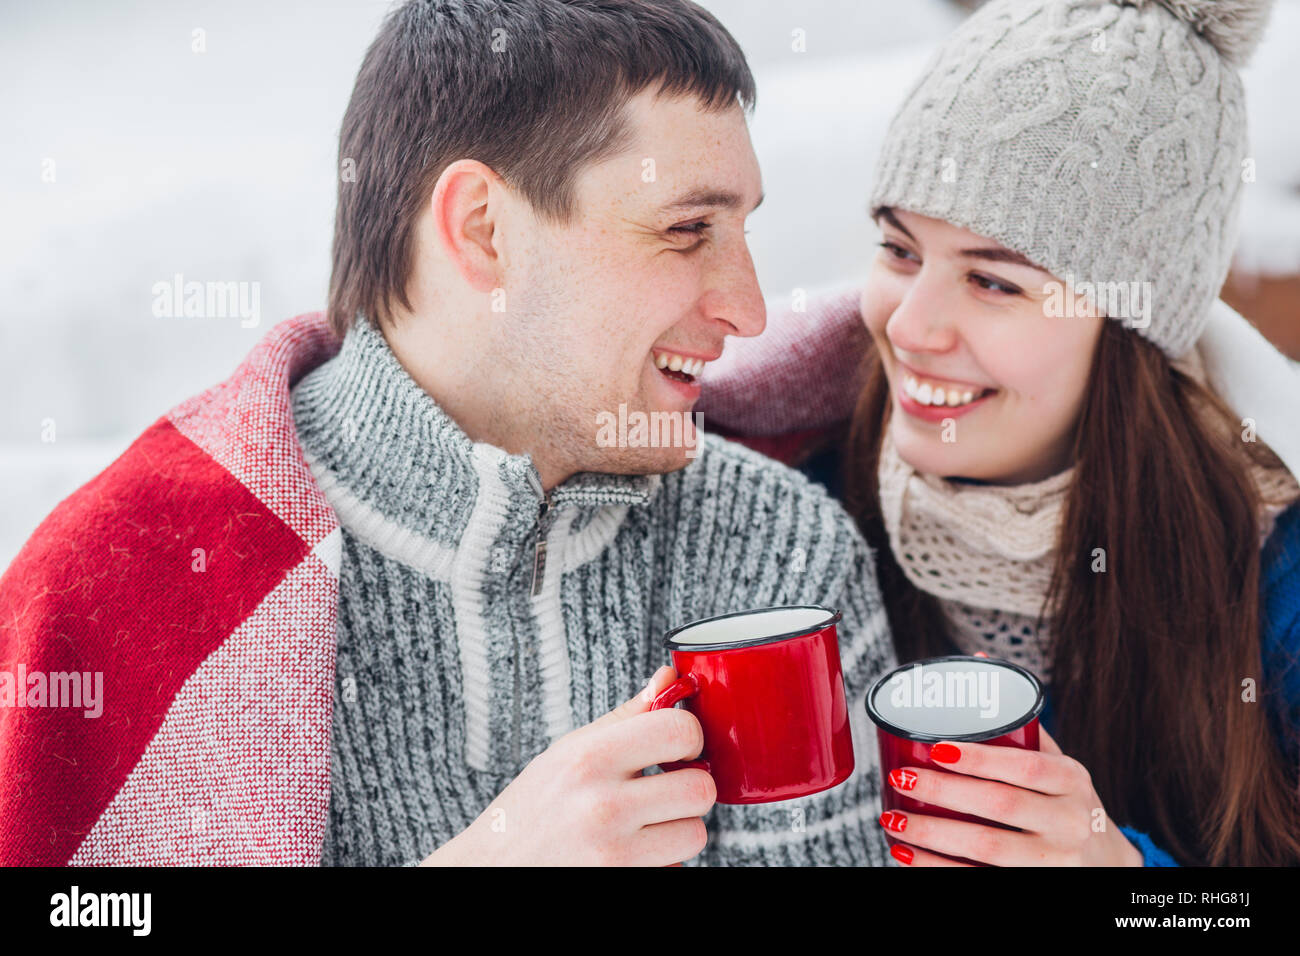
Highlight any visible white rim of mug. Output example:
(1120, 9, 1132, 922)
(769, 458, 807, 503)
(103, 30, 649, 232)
(663, 605, 841, 653)
(865, 654, 1046, 744)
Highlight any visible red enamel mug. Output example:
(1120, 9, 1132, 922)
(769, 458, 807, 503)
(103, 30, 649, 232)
(649, 605, 854, 804)
(866, 655, 1044, 865)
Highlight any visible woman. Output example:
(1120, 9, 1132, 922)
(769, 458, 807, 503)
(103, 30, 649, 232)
(703, 0, 1300, 865)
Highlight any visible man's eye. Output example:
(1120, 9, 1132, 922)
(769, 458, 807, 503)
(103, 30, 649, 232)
(669, 221, 711, 237)
(970, 273, 1022, 295)
(666, 221, 711, 252)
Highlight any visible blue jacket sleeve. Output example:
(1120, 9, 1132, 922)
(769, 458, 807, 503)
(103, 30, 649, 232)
(1119, 825, 1181, 866)
(1260, 503, 1300, 768)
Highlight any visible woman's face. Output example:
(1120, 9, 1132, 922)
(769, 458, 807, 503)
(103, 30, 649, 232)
(862, 208, 1105, 484)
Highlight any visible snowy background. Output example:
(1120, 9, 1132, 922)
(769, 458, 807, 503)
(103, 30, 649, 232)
(3, 0, 1299, 573)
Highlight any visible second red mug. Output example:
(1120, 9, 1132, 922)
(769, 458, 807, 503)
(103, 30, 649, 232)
(867, 655, 1044, 865)
(649, 604, 855, 804)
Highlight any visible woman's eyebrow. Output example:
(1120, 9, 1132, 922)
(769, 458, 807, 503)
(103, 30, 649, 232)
(875, 207, 915, 240)
(959, 247, 1049, 272)
(875, 206, 1048, 273)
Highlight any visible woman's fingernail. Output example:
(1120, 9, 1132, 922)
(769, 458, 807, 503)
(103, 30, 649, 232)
(930, 743, 961, 763)
(880, 811, 908, 833)
(890, 844, 914, 865)
(889, 768, 919, 791)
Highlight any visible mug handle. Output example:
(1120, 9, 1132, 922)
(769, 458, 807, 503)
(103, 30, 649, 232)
(649, 674, 710, 774)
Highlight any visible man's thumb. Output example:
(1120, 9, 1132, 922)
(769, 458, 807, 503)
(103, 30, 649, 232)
(594, 665, 677, 727)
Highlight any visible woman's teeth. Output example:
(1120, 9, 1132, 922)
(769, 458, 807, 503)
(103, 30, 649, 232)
(654, 350, 707, 377)
(903, 374, 989, 408)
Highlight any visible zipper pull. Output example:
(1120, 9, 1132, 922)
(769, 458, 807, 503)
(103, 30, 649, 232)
(530, 537, 548, 597)
(530, 493, 551, 597)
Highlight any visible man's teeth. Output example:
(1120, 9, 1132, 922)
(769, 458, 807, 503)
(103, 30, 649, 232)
(654, 351, 707, 376)
(903, 375, 985, 407)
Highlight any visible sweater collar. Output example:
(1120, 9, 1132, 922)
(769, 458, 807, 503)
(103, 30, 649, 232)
(290, 318, 660, 533)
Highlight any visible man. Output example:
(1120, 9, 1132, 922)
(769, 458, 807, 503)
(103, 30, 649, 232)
(0, 0, 894, 866)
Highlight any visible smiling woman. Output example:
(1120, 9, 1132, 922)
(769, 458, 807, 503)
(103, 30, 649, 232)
(864, 206, 1105, 486)
(700, 0, 1300, 868)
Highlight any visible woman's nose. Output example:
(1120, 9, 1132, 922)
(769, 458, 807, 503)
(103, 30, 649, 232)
(885, 275, 959, 354)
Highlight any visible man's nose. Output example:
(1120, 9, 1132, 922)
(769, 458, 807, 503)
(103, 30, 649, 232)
(704, 239, 766, 339)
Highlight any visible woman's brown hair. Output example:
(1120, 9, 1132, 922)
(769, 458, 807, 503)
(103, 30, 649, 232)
(841, 318, 1300, 865)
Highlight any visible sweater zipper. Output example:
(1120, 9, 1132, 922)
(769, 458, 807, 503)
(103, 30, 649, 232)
(527, 470, 552, 597)
(518, 470, 552, 768)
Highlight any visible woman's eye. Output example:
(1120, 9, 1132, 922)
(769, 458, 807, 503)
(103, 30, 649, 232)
(878, 241, 917, 263)
(970, 273, 1022, 295)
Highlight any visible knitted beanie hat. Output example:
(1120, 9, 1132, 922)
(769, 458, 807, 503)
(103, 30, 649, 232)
(870, 0, 1275, 359)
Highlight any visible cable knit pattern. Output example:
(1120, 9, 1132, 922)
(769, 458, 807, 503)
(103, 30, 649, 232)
(290, 318, 897, 866)
(869, 0, 1265, 359)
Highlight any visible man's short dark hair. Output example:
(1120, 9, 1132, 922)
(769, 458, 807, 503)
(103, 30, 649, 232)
(327, 0, 756, 336)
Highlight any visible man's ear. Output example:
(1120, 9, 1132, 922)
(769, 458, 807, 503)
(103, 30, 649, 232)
(429, 159, 504, 293)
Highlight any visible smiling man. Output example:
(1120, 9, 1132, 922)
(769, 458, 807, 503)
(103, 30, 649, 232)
(0, 0, 894, 867)
(373, 86, 766, 485)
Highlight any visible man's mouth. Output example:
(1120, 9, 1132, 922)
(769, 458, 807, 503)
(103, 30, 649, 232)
(653, 348, 711, 386)
(901, 372, 996, 408)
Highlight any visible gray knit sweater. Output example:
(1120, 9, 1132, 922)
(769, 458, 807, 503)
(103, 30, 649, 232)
(289, 318, 896, 866)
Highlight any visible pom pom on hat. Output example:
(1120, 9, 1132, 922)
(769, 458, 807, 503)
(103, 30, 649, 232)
(1127, 0, 1275, 65)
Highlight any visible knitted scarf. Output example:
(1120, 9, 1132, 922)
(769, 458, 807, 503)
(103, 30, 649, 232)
(877, 345, 1300, 684)
(876, 419, 1069, 681)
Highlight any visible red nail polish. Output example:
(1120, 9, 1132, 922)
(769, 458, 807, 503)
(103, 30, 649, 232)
(891, 844, 914, 865)
(930, 743, 961, 763)
(889, 768, 918, 791)
(880, 810, 908, 833)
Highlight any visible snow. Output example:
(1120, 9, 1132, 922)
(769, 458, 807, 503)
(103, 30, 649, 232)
(1235, 0, 1300, 277)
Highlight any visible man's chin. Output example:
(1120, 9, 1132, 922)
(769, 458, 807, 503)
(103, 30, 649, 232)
(595, 444, 701, 477)
(590, 401, 705, 475)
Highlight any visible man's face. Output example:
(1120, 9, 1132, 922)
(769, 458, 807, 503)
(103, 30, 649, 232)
(493, 88, 766, 478)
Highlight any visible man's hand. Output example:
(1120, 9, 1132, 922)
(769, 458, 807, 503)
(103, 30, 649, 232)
(421, 665, 716, 866)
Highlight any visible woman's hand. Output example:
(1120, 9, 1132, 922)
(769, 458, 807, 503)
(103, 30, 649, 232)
(879, 726, 1143, 867)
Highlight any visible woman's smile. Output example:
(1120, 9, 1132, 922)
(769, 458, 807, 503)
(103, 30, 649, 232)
(891, 357, 998, 422)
